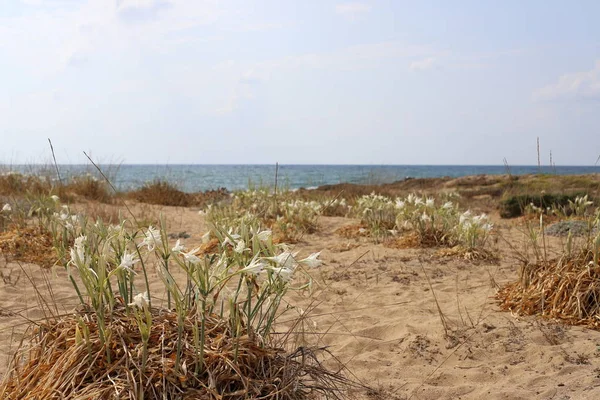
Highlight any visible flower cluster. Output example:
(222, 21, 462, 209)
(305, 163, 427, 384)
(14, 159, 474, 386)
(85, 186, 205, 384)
(355, 193, 398, 236)
(64, 209, 324, 344)
(455, 211, 493, 250)
(354, 192, 493, 249)
(207, 188, 322, 241)
(320, 197, 350, 217)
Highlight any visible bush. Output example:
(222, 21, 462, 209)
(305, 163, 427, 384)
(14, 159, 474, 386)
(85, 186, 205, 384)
(61, 175, 112, 203)
(0, 172, 51, 196)
(129, 180, 191, 207)
(499, 193, 591, 218)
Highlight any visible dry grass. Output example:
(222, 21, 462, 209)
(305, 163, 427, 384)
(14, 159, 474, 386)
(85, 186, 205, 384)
(0, 227, 59, 268)
(0, 172, 114, 203)
(128, 180, 192, 207)
(1, 305, 352, 400)
(435, 245, 500, 262)
(128, 180, 230, 208)
(335, 224, 368, 239)
(60, 176, 113, 203)
(197, 238, 220, 256)
(384, 230, 454, 250)
(0, 173, 51, 196)
(497, 255, 600, 328)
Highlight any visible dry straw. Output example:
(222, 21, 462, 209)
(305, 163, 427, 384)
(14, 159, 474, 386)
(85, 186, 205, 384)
(1, 304, 350, 399)
(498, 205, 600, 328)
(497, 255, 600, 328)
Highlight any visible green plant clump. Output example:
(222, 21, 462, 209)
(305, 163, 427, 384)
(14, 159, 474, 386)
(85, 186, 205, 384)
(499, 192, 591, 218)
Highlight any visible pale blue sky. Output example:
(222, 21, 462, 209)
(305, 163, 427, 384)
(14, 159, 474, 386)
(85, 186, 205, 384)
(1, 0, 599, 165)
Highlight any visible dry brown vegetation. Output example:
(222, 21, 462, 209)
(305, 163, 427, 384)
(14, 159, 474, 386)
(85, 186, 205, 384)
(497, 251, 600, 328)
(0, 227, 58, 268)
(1, 305, 352, 400)
(128, 181, 230, 208)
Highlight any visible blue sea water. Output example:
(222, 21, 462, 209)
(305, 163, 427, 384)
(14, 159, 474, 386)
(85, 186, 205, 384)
(4, 164, 600, 193)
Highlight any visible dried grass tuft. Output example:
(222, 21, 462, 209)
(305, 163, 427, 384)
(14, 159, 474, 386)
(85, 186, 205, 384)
(1, 304, 352, 399)
(335, 224, 368, 239)
(0, 227, 58, 268)
(384, 230, 454, 250)
(128, 180, 192, 207)
(128, 180, 230, 208)
(435, 245, 500, 262)
(497, 254, 600, 328)
(197, 238, 220, 256)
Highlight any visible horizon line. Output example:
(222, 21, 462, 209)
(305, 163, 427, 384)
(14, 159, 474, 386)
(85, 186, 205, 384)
(1, 163, 599, 168)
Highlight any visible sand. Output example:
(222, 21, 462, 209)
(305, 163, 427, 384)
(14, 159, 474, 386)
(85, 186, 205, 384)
(1, 202, 600, 399)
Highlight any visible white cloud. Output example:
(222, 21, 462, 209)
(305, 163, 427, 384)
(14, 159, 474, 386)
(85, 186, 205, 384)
(409, 57, 437, 71)
(335, 2, 371, 20)
(534, 61, 600, 101)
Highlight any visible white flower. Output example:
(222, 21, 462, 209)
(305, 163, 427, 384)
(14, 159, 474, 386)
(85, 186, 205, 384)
(425, 198, 435, 207)
(50, 195, 60, 202)
(240, 255, 266, 275)
(234, 239, 247, 254)
(256, 229, 272, 243)
(299, 251, 322, 268)
(70, 236, 87, 266)
(1, 203, 11, 212)
(442, 201, 454, 210)
(128, 291, 149, 308)
(171, 239, 185, 253)
(395, 200, 405, 209)
(119, 250, 138, 272)
(223, 229, 241, 247)
(141, 226, 161, 250)
(266, 251, 298, 270)
(270, 266, 294, 282)
(459, 211, 472, 225)
(472, 215, 486, 224)
(182, 248, 201, 264)
(420, 212, 431, 222)
(74, 235, 85, 247)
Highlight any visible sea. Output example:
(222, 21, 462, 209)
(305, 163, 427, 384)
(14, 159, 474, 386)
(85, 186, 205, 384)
(3, 164, 600, 193)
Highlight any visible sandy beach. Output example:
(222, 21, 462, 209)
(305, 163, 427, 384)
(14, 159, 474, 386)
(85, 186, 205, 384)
(1, 175, 600, 399)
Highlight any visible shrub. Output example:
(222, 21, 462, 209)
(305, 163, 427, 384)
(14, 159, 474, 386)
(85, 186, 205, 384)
(499, 193, 590, 218)
(129, 180, 191, 206)
(0, 172, 51, 196)
(50, 174, 112, 203)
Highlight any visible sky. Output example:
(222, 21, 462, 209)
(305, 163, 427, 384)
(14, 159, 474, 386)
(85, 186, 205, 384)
(1, 0, 599, 165)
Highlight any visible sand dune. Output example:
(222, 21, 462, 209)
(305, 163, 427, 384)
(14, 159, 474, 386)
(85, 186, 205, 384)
(1, 204, 600, 399)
